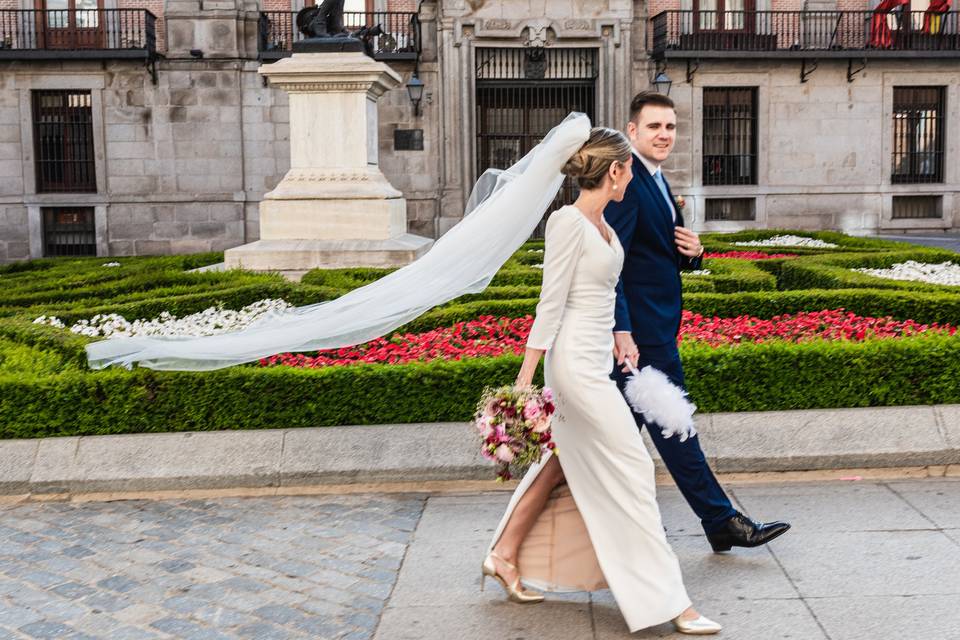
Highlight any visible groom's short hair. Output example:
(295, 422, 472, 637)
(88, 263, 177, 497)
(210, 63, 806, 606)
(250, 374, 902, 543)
(629, 91, 675, 122)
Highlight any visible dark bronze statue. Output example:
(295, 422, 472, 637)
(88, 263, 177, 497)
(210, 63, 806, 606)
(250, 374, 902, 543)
(296, 0, 347, 39)
(294, 0, 382, 57)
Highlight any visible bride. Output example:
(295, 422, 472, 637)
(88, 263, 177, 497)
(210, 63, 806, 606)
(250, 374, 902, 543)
(482, 127, 722, 635)
(83, 113, 717, 634)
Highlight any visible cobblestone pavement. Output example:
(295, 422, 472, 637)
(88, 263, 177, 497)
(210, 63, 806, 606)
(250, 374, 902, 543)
(1, 478, 959, 639)
(0, 495, 425, 639)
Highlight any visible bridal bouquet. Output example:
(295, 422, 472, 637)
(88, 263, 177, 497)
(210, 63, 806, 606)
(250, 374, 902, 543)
(475, 385, 556, 482)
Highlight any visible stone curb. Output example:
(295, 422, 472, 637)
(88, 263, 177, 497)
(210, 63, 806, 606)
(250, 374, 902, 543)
(1, 404, 958, 496)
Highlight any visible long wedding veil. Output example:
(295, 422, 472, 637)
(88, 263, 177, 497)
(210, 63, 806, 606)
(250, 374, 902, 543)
(85, 113, 591, 371)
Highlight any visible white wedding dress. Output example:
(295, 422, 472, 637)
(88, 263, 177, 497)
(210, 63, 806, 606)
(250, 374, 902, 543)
(489, 205, 691, 632)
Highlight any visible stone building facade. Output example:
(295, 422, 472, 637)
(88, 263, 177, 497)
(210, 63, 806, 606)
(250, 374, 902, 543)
(0, 0, 958, 262)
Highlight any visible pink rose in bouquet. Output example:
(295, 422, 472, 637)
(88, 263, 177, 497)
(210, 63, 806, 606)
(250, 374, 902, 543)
(474, 385, 556, 481)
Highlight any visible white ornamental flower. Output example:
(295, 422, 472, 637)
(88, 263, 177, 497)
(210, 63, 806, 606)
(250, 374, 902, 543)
(32, 315, 65, 329)
(733, 234, 838, 249)
(102, 262, 121, 267)
(853, 261, 960, 286)
(683, 269, 712, 276)
(532, 264, 544, 270)
(48, 298, 295, 338)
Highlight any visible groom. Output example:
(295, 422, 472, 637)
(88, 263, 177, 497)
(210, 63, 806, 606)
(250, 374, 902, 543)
(604, 91, 790, 552)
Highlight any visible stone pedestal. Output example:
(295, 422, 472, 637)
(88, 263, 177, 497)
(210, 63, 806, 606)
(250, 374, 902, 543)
(225, 51, 433, 276)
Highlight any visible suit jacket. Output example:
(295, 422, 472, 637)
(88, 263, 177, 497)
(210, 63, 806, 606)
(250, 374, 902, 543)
(605, 154, 702, 346)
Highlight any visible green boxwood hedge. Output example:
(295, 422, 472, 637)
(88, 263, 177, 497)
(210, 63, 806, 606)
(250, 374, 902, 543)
(700, 229, 925, 255)
(775, 250, 960, 293)
(0, 231, 958, 438)
(2, 335, 957, 439)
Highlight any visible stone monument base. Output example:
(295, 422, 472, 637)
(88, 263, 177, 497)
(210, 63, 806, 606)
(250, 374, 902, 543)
(224, 236, 433, 279)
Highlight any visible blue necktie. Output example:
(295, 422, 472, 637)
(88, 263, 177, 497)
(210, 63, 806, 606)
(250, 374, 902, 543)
(652, 169, 675, 221)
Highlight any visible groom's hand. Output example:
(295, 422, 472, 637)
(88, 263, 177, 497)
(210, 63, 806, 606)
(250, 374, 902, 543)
(614, 332, 639, 372)
(675, 226, 704, 258)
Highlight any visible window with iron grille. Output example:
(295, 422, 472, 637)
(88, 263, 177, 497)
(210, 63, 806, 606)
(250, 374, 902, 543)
(705, 197, 755, 221)
(702, 87, 757, 186)
(891, 195, 942, 219)
(892, 87, 945, 184)
(42, 207, 97, 257)
(32, 90, 96, 193)
(475, 47, 598, 234)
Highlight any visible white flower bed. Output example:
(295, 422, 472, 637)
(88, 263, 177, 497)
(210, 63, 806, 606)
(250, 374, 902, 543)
(102, 262, 121, 268)
(853, 260, 960, 287)
(733, 234, 839, 249)
(34, 299, 292, 338)
(683, 269, 712, 276)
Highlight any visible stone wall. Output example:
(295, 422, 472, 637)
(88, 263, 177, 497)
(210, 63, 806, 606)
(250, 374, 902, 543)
(664, 60, 960, 233)
(2, 0, 960, 263)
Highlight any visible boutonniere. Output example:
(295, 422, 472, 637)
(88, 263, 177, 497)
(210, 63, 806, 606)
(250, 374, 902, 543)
(673, 195, 686, 211)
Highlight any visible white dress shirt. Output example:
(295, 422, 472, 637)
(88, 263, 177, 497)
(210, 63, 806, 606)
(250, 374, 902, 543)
(631, 147, 676, 222)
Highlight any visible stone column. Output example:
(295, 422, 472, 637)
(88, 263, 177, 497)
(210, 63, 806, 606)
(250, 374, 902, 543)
(225, 51, 433, 276)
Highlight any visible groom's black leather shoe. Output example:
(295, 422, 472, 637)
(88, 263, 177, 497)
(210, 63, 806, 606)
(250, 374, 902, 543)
(706, 513, 791, 552)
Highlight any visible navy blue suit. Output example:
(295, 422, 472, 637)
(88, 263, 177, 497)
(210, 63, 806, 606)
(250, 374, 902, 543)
(605, 154, 737, 534)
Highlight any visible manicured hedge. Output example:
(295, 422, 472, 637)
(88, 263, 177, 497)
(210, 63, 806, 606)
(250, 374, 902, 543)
(684, 258, 777, 293)
(16, 283, 343, 326)
(396, 288, 960, 332)
(2, 335, 958, 438)
(1, 231, 958, 439)
(684, 289, 960, 324)
(775, 249, 960, 292)
(700, 229, 922, 255)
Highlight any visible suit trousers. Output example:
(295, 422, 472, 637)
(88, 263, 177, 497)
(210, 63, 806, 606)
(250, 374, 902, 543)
(611, 340, 738, 534)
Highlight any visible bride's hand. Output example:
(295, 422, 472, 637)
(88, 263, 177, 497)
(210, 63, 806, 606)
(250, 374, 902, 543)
(515, 374, 533, 389)
(613, 332, 639, 372)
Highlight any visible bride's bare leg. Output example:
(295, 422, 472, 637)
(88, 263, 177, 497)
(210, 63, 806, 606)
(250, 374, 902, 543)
(489, 455, 565, 586)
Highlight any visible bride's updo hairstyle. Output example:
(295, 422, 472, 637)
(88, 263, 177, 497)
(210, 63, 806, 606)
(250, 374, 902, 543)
(561, 127, 631, 190)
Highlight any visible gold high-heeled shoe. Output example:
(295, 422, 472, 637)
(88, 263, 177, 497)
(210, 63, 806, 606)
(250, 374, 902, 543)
(672, 613, 722, 635)
(480, 551, 545, 604)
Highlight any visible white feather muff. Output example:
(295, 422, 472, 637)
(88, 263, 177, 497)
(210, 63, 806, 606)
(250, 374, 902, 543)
(623, 363, 698, 442)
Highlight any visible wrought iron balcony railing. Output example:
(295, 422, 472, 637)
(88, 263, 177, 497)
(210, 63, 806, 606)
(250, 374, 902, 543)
(258, 10, 419, 61)
(652, 10, 960, 58)
(0, 9, 156, 59)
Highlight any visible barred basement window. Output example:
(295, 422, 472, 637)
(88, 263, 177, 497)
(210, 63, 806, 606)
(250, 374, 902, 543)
(892, 87, 945, 184)
(32, 90, 96, 193)
(705, 198, 755, 221)
(891, 195, 942, 220)
(42, 207, 97, 257)
(702, 88, 757, 186)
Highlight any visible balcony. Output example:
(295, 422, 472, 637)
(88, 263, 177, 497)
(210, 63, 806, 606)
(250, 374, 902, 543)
(0, 9, 157, 61)
(258, 10, 419, 62)
(652, 10, 960, 59)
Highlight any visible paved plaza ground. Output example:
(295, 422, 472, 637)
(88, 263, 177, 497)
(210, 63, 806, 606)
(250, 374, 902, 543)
(0, 477, 958, 640)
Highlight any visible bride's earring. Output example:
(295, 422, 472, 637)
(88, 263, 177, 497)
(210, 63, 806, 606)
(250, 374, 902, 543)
(612, 183, 618, 191)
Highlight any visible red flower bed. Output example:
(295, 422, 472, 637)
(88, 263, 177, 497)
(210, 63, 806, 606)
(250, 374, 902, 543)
(704, 251, 798, 260)
(678, 309, 955, 347)
(260, 311, 956, 368)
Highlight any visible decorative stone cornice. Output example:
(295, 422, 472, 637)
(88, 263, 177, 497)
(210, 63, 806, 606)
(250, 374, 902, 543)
(258, 51, 402, 95)
(284, 169, 372, 182)
(450, 17, 622, 44)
